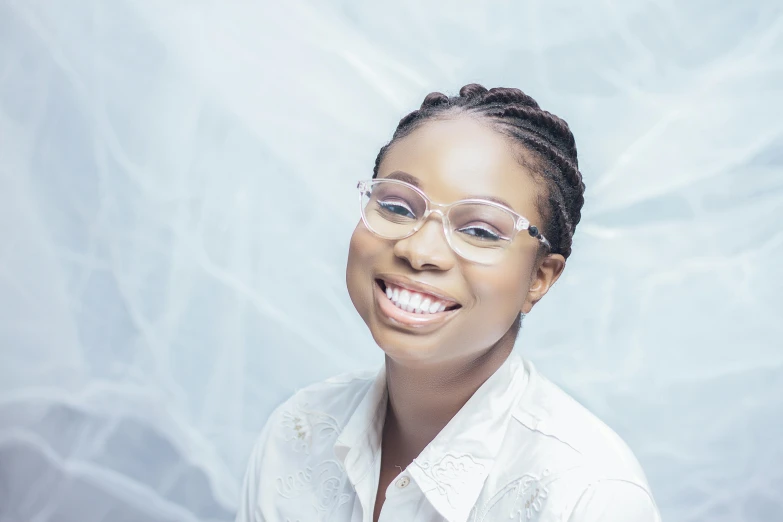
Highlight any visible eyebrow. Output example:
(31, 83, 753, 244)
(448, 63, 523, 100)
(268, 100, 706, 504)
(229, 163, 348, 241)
(383, 170, 517, 210)
(384, 170, 421, 187)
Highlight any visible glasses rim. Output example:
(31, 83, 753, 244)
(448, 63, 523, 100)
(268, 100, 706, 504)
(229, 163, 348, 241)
(356, 178, 552, 255)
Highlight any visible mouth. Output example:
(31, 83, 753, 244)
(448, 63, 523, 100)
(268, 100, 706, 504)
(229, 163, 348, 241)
(377, 279, 461, 313)
(373, 278, 462, 328)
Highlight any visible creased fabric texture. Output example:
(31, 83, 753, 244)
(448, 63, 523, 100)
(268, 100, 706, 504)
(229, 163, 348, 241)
(237, 351, 661, 522)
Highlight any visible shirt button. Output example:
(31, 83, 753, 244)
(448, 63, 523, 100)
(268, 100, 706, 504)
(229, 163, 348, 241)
(395, 476, 410, 489)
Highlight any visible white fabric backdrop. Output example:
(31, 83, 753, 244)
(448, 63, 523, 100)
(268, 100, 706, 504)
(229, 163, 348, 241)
(1, 1, 781, 521)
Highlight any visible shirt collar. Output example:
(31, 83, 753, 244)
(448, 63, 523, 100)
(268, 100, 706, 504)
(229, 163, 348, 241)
(333, 350, 529, 522)
(333, 364, 388, 488)
(408, 350, 529, 522)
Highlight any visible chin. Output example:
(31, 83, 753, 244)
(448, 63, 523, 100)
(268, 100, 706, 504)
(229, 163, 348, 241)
(375, 340, 447, 368)
(366, 318, 459, 366)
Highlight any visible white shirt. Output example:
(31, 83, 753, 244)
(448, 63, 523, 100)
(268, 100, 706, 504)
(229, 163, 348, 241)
(237, 351, 661, 522)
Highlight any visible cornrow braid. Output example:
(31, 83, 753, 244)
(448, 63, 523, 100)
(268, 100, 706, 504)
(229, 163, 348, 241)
(372, 83, 585, 259)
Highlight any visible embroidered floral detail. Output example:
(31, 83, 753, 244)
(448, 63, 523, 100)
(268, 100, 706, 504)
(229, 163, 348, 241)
(516, 484, 548, 520)
(276, 401, 351, 520)
(276, 468, 313, 498)
(416, 453, 486, 508)
(282, 412, 312, 452)
(276, 460, 350, 520)
(281, 402, 341, 454)
(469, 469, 551, 521)
(312, 461, 348, 511)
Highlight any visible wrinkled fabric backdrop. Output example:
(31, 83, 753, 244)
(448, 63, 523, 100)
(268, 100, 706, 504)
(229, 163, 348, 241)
(1, 1, 781, 521)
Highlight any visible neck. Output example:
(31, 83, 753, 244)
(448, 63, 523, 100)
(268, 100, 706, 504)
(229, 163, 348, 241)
(381, 334, 516, 466)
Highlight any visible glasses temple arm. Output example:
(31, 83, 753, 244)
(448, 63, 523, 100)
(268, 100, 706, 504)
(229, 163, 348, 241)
(527, 225, 552, 250)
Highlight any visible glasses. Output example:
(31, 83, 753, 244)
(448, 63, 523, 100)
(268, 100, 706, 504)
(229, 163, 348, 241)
(357, 179, 550, 265)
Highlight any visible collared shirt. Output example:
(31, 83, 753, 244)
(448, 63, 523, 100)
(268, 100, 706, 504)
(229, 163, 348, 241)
(236, 351, 661, 522)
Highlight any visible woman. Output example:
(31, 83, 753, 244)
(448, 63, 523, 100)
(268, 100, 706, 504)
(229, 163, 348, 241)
(237, 84, 661, 521)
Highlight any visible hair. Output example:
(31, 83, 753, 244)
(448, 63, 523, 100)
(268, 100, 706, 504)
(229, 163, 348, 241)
(372, 83, 585, 260)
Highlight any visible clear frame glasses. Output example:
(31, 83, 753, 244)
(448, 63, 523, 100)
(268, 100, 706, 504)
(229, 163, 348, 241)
(357, 179, 551, 265)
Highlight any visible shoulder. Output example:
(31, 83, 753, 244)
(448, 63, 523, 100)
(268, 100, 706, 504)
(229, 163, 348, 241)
(507, 360, 651, 486)
(285, 368, 378, 422)
(480, 361, 660, 519)
(249, 368, 377, 454)
(238, 369, 378, 521)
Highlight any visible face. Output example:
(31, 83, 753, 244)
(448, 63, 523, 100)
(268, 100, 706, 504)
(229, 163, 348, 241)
(346, 115, 565, 370)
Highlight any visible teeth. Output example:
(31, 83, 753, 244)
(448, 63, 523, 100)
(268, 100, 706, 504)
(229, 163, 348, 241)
(398, 289, 411, 308)
(382, 282, 454, 315)
(409, 293, 422, 313)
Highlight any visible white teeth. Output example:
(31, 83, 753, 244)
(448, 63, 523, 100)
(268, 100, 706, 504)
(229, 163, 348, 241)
(382, 282, 456, 315)
(409, 293, 422, 312)
(398, 289, 411, 307)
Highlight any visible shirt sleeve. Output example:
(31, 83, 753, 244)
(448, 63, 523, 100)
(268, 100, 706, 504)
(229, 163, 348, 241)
(235, 415, 276, 522)
(567, 479, 661, 522)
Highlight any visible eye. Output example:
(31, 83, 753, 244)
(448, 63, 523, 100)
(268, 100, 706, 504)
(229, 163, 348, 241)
(378, 199, 416, 219)
(457, 225, 504, 241)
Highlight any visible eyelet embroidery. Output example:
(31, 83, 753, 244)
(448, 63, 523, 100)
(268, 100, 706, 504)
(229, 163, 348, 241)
(469, 469, 551, 521)
(417, 453, 486, 508)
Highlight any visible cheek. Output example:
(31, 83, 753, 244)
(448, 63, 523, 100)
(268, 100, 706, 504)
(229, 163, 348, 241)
(346, 224, 381, 320)
(348, 223, 379, 269)
(449, 261, 530, 351)
(468, 258, 532, 317)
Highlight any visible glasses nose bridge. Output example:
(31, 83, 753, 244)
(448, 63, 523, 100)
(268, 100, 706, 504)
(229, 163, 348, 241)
(419, 204, 450, 230)
(411, 205, 453, 252)
(422, 199, 452, 221)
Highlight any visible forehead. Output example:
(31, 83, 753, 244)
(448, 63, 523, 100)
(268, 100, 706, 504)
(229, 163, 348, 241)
(378, 115, 542, 216)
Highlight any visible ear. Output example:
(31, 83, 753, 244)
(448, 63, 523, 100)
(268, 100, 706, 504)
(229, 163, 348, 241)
(522, 253, 566, 314)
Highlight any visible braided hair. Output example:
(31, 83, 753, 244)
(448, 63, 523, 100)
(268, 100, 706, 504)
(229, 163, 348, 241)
(372, 83, 585, 260)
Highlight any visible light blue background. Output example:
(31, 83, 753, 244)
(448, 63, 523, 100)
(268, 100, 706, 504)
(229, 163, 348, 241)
(1, 1, 781, 521)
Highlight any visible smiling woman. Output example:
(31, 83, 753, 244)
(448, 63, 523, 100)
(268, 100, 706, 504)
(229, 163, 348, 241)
(236, 85, 662, 522)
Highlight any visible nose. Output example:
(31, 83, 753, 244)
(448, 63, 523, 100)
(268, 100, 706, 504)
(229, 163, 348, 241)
(392, 211, 456, 271)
